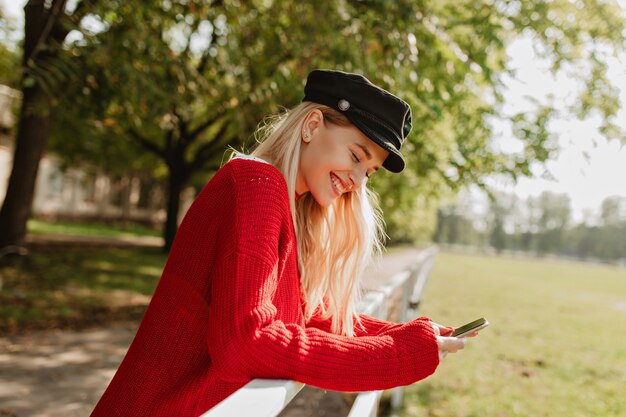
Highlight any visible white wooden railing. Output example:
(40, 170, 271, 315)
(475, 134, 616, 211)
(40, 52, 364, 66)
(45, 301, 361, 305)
(202, 246, 439, 417)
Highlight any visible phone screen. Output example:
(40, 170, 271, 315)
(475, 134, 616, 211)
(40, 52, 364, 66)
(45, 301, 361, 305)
(451, 318, 488, 337)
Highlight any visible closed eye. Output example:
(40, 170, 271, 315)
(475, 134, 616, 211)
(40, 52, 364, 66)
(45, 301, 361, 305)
(352, 151, 375, 179)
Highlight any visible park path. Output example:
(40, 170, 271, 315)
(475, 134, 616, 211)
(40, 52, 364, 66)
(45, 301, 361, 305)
(0, 245, 424, 417)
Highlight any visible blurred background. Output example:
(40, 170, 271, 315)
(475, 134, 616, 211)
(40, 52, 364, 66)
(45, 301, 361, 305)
(0, 1, 625, 416)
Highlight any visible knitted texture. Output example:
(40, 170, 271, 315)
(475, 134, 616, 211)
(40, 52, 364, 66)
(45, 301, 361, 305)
(90, 159, 440, 417)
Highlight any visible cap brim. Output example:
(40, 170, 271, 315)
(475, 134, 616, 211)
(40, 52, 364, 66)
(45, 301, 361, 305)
(347, 117, 406, 173)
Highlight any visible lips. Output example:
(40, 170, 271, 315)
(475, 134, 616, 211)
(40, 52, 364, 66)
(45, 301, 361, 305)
(330, 173, 348, 195)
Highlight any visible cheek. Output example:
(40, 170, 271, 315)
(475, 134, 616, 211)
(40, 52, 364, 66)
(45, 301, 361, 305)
(300, 147, 319, 179)
(302, 141, 332, 176)
(299, 146, 326, 195)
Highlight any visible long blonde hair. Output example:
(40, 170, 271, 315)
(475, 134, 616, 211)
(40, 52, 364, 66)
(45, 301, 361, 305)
(240, 102, 386, 336)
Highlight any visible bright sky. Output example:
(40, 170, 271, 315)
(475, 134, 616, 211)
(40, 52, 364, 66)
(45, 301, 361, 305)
(2, 0, 625, 222)
(486, 33, 626, 222)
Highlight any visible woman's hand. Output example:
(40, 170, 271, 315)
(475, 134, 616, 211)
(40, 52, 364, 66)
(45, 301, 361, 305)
(432, 322, 475, 360)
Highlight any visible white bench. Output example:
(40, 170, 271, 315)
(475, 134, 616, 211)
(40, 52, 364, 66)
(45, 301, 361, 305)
(202, 246, 439, 417)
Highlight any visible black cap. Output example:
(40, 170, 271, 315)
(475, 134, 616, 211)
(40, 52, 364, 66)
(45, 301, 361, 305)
(302, 69, 412, 173)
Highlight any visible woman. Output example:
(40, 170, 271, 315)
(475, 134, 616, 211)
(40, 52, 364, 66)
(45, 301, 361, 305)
(91, 70, 471, 416)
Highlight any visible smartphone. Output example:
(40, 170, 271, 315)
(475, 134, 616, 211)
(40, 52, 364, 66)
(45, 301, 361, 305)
(451, 318, 489, 338)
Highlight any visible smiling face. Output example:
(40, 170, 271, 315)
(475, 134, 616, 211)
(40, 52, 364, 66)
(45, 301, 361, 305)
(296, 109, 389, 207)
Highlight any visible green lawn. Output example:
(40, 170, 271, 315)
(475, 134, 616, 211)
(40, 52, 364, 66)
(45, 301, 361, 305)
(0, 246, 166, 334)
(2, 219, 166, 333)
(27, 219, 161, 238)
(404, 251, 626, 417)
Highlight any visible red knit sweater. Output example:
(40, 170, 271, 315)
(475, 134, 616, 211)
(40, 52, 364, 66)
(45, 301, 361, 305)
(90, 158, 440, 416)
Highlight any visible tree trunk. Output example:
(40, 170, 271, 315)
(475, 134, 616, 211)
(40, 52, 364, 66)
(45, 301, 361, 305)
(0, 86, 51, 247)
(0, 0, 61, 248)
(163, 168, 188, 252)
(118, 174, 132, 226)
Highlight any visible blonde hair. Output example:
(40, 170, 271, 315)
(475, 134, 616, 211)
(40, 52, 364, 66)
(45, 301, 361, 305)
(237, 102, 386, 336)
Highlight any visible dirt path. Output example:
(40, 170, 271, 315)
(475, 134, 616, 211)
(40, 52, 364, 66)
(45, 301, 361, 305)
(0, 247, 424, 417)
(0, 324, 138, 417)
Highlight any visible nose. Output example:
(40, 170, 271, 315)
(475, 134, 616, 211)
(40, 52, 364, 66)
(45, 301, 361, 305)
(349, 168, 367, 190)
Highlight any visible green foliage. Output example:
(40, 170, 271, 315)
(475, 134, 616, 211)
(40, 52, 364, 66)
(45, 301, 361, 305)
(30, 0, 626, 243)
(411, 251, 626, 417)
(0, 8, 20, 87)
(0, 43, 19, 87)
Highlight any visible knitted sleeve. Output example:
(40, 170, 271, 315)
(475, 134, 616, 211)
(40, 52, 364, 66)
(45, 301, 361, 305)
(307, 313, 454, 337)
(206, 161, 440, 392)
(306, 312, 402, 336)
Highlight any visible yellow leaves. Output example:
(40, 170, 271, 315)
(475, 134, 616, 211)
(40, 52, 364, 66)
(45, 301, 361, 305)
(102, 118, 116, 127)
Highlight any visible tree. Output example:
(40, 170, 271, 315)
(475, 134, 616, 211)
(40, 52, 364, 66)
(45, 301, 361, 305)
(0, 0, 93, 247)
(532, 192, 571, 254)
(433, 190, 483, 247)
(51, 1, 357, 250)
(600, 196, 625, 226)
(357, 0, 625, 242)
(8, 0, 624, 249)
(489, 200, 508, 253)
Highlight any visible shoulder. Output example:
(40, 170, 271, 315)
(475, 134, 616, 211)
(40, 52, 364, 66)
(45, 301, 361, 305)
(220, 159, 293, 257)
(219, 158, 288, 198)
(208, 158, 290, 221)
(224, 157, 284, 182)
(195, 158, 290, 221)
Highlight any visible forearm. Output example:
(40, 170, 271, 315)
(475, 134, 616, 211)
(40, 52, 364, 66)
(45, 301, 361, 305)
(210, 315, 440, 392)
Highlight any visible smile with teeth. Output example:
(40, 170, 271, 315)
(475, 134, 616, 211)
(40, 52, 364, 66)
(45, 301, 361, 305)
(331, 173, 349, 195)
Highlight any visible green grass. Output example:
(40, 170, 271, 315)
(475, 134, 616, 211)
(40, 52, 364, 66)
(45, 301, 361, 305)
(28, 219, 161, 238)
(0, 246, 166, 333)
(403, 251, 626, 417)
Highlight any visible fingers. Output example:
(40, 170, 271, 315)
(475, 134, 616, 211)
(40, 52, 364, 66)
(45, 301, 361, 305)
(431, 320, 476, 361)
(437, 335, 467, 356)
(440, 336, 467, 352)
(431, 322, 454, 336)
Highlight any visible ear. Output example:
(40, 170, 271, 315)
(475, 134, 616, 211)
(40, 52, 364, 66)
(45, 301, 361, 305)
(301, 109, 324, 143)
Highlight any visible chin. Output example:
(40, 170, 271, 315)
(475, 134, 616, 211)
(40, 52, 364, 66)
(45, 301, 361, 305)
(314, 197, 332, 208)
(310, 191, 334, 208)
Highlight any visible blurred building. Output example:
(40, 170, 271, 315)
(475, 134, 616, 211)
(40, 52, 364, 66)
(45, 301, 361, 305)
(0, 84, 192, 227)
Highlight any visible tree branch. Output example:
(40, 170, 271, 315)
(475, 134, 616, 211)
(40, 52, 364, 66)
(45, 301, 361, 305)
(195, 0, 226, 74)
(197, 46, 213, 74)
(50, 0, 92, 43)
(127, 128, 166, 158)
(25, 0, 69, 64)
(189, 108, 228, 140)
(189, 122, 232, 171)
(173, 109, 189, 140)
